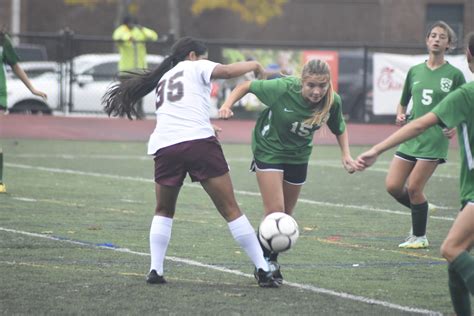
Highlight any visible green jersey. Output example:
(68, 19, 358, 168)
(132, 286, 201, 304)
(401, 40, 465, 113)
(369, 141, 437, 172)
(432, 82, 474, 205)
(249, 76, 346, 164)
(0, 35, 20, 108)
(398, 62, 465, 159)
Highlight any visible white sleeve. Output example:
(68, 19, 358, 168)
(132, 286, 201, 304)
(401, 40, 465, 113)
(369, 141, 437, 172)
(197, 60, 219, 85)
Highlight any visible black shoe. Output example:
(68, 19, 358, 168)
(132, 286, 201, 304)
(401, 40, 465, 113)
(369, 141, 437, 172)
(254, 268, 280, 288)
(269, 261, 283, 285)
(146, 269, 167, 284)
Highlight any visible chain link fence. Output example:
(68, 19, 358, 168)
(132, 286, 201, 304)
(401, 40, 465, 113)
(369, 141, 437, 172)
(10, 30, 456, 123)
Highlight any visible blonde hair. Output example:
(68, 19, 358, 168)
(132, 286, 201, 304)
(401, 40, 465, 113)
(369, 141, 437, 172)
(301, 59, 334, 126)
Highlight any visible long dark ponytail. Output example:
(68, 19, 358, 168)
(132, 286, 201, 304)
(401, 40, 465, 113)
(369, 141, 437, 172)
(102, 37, 208, 119)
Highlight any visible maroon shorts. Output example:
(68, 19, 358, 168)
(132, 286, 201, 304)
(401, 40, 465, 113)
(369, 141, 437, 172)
(153, 136, 229, 186)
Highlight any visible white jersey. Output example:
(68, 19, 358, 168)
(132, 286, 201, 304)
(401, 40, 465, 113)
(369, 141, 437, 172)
(147, 59, 218, 155)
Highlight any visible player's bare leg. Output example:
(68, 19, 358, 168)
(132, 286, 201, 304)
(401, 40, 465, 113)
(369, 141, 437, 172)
(283, 181, 302, 216)
(255, 170, 285, 216)
(385, 157, 414, 208)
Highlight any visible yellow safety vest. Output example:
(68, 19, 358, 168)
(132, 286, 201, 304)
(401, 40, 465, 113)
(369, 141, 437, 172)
(112, 25, 158, 71)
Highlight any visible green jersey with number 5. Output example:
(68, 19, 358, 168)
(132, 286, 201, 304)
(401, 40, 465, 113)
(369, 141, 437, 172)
(249, 76, 346, 164)
(398, 62, 465, 159)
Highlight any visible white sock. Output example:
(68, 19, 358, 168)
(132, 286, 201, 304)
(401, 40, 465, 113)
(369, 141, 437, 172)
(228, 215, 269, 271)
(149, 215, 173, 275)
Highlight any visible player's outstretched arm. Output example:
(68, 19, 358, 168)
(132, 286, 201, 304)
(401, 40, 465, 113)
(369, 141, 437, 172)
(355, 112, 440, 171)
(212, 61, 265, 80)
(218, 81, 252, 119)
(11, 64, 47, 100)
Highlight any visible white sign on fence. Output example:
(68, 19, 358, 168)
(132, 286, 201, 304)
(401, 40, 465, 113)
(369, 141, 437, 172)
(372, 53, 473, 115)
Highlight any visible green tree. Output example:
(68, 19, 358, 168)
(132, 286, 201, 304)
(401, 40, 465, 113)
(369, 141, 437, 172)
(191, 0, 288, 25)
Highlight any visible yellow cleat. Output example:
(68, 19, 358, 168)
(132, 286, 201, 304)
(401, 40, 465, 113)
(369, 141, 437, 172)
(398, 235, 429, 249)
(0, 183, 6, 193)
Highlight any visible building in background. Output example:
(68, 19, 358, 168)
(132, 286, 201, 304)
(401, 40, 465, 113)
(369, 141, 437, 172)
(1, 0, 472, 47)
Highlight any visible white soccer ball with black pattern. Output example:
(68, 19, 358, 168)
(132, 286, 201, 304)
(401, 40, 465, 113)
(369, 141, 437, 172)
(258, 212, 299, 253)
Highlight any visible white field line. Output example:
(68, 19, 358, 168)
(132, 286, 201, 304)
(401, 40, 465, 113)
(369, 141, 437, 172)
(0, 226, 441, 315)
(10, 153, 151, 161)
(6, 163, 456, 221)
(9, 154, 459, 179)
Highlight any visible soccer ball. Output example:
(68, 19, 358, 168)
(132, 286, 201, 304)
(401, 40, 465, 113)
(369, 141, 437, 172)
(258, 212, 299, 253)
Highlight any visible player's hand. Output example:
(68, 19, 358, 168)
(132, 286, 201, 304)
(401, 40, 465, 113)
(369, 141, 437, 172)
(32, 89, 47, 101)
(442, 127, 456, 139)
(354, 148, 378, 171)
(395, 113, 406, 126)
(342, 156, 356, 174)
(254, 62, 267, 80)
(218, 107, 234, 119)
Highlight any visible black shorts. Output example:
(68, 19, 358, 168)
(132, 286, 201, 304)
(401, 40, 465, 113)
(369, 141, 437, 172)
(153, 136, 229, 186)
(395, 151, 446, 164)
(250, 159, 308, 185)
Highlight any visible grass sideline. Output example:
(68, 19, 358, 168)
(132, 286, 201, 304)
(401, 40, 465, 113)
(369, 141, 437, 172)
(0, 138, 465, 315)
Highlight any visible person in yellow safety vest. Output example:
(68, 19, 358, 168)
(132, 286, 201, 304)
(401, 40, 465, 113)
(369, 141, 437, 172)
(113, 15, 158, 116)
(113, 15, 158, 72)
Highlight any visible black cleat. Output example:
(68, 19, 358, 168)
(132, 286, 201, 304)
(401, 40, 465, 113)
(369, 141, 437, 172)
(254, 268, 280, 288)
(146, 269, 167, 284)
(269, 261, 283, 285)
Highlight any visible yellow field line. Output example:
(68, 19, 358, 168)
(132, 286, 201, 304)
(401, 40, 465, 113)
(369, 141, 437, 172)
(310, 237, 445, 262)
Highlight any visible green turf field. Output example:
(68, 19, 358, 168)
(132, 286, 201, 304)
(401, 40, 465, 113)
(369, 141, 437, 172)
(0, 139, 465, 315)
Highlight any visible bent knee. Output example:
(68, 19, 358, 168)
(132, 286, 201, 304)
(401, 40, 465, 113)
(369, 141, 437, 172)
(216, 203, 242, 222)
(385, 181, 403, 198)
(406, 185, 424, 201)
(440, 240, 451, 261)
(441, 238, 465, 262)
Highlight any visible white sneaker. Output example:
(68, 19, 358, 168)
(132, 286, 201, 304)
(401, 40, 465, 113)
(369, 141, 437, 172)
(398, 235, 429, 249)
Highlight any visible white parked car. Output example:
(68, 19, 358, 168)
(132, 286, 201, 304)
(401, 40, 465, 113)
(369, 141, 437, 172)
(6, 54, 164, 114)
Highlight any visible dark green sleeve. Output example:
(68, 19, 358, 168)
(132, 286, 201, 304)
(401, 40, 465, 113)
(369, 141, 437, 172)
(249, 78, 288, 107)
(432, 86, 470, 128)
(399, 68, 412, 107)
(2, 35, 20, 66)
(326, 93, 346, 135)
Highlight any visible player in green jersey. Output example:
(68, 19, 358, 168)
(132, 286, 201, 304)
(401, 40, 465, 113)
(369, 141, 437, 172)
(386, 21, 465, 249)
(355, 31, 474, 316)
(0, 28, 47, 193)
(219, 59, 356, 284)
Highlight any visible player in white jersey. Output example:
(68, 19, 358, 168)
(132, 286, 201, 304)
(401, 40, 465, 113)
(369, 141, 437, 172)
(147, 58, 219, 153)
(103, 37, 279, 287)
